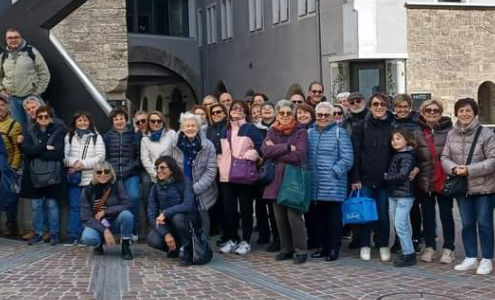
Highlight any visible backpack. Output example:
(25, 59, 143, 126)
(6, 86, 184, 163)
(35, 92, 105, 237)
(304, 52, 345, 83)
(0, 45, 36, 72)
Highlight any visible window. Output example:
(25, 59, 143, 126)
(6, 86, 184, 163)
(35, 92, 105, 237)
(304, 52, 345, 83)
(221, 0, 233, 40)
(206, 4, 217, 45)
(156, 95, 163, 111)
(197, 9, 203, 47)
(126, 0, 189, 37)
(272, 0, 289, 25)
(298, 0, 316, 17)
(248, 0, 263, 32)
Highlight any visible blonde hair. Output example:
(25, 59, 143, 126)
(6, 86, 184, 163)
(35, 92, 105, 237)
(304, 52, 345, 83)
(91, 161, 116, 185)
(419, 99, 444, 115)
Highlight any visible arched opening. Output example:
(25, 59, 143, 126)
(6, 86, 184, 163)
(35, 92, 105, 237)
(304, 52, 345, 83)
(478, 81, 495, 124)
(155, 95, 163, 111)
(169, 88, 185, 130)
(141, 96, 148, 111)
(214, 80, 228, 98)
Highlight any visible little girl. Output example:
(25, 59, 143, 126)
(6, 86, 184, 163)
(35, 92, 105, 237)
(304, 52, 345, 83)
(384, 129, 417, 267)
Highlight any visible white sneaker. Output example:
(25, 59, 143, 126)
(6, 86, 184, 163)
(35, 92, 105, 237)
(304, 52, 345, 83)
(454, 257, 479, 271)
(360, 247, 371, 261)
(219, 240, 237, 254)
(131, 234, 139, 243)
(439, 249, 455, 264)
(421, 247, 435, 263)
(234, 241, 251, 255)
(379, 247, 391, 262)
(476, 259, 493, 275)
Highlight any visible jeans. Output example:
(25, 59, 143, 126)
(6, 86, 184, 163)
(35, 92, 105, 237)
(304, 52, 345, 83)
(32, 198, 59, 235)
(389, 197, 415, 255)
(309, 201, 343, 252)
(68, 186, 84, 239)
(220, 183, 253, 242)
(457, 194, 495, 259)
(9, 95, 29, 127)
(81, 210, 134, 247)
(359, 185, 389, 248)
(146, 213, 192, 251)
(421, 193, 455, 250)
(122, 176, 141, 233)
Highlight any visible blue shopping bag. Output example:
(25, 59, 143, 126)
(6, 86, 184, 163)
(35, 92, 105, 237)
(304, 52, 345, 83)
(342, 190, 378, 225)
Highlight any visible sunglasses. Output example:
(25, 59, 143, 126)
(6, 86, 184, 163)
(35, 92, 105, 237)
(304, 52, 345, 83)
(316, 113, 331, 119)
(291, 100, 304, 104)
(333, 111, 343, 116)
(424, 108, 441, 115)
(311, 90, 323, 94)
(96, 169, 111, 175)
(36, 114, 50, 120)
(135, 119, 147, 125)
(149, 119, 163, 125)
(371, 102, 388, 108)
(278, 111, 293, 117)
(155, 165, 169, 172)
(348, 99, 362, 105)
(211, 110, 224, 116)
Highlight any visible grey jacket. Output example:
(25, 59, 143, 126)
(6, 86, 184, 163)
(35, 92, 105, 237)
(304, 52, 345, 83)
(441, 119, 495, 196)
(164, 131, 218, 211)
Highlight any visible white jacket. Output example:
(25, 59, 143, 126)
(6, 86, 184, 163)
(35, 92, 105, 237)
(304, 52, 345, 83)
(140, 129, 176, 181)
(64, 132, 106, 186)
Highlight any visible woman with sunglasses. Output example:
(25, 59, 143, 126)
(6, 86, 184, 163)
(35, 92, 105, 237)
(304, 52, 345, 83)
(22, 106, 67, 245)
(163, 112, 217, 236)
(217, 100, 263, 255)
(351, 93, 395, 262)
(413, 99, 455, 265)
(333, 104, 345, 123)
(307, 102, 353, 262)
(80, 162, 134, 260)
(146, 156, 197, 266)
(63, 111, 105, 246)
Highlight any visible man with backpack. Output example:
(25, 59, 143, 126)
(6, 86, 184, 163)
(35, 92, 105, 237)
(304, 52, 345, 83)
(0, 28, 50, 127)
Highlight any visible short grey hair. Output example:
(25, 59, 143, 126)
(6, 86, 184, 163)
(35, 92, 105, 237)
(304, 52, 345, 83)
(23, 95, 42, 109)
(179, 112, 201, 131)
(91, 161, 116, 185)
(336, 92, 350, 101)
(275, 100, 295, 114)
(315, 102, 334, 114)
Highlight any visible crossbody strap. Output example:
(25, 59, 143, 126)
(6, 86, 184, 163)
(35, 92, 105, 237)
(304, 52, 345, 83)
(80, 135, 92, 160)
(466, 126, 483, 165)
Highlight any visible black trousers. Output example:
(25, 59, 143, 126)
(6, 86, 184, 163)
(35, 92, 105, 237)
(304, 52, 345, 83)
(309, 201, 343, 252)
(421, 193, 455, 250)
(220, 183, 254, 243)
(254, 185, 279, 241)
(146, 213, 191, 252)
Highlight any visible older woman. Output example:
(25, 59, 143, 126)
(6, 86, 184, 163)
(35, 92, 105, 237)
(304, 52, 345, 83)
(442, 98, 495, 275)
(351, 93, 395, 262)
(80, 162, 134, 260)
(295, 103, 315, 129)
(64, 111, 106, 245)
(146, 156, 197, 266)
(217, 100, 263, 255)
(163, 112, 217, 236)
(413, 99, 455, 264)
(22, 106, 66, 245)
(191, 105, 209, 132)
(333, 104, 345, 123)
(308, 102, 353, 261)
(262, 100, 308, 264)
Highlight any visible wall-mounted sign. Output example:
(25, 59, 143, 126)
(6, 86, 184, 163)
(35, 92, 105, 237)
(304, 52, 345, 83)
(411, 93, 431, 111)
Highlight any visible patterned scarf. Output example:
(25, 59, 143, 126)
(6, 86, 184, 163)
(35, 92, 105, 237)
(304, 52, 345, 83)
(272, 119, 297, 136)
(178, 132, 202, 180)
(156, 177, 175, 190)
(75, 129, 92, 139)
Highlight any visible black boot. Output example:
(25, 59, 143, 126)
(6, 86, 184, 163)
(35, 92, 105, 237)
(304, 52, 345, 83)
(179, 244, 192, 267)
(393, 253, 417, 267)
(93, 242, 104, 256)
(121, 239, 133, 260)
(266, 238, 281, 253)
(6, 222, 18, 238)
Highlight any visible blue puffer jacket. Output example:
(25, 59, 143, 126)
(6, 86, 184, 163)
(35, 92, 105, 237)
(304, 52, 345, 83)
(103, 127, 140, 180)
(307, 122, 354, 202)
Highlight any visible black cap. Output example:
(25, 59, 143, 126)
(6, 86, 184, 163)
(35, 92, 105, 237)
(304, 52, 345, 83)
(348, 92, 364, 101)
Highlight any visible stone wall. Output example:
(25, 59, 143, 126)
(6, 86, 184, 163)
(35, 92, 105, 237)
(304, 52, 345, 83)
(406, 6, 495, 117)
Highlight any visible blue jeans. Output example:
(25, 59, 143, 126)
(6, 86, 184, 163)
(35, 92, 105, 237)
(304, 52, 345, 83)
(389, 197, 415, 255)
(359, 185, 389, 248)
(457, 194, 495, 259)
(81, 210, 134, 247)
(122, 176, 140, 233)
(32, 198, 59, 235)
(68, 186, 84, 239)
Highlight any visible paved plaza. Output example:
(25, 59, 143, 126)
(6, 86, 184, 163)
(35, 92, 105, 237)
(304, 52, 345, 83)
(0, 224, 493, 300)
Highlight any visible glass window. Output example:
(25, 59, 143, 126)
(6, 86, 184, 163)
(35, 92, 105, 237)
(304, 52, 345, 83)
(156, 95, 163, 111)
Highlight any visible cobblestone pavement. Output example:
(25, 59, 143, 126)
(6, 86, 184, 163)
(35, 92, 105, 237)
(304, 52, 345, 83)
(0, 211, 494, 300)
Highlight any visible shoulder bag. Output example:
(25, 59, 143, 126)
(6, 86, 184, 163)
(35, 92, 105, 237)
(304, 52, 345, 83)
(29, 128, 63, 188)
(227, 129, 258, 185)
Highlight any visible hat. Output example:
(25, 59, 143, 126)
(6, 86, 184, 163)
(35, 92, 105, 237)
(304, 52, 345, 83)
(348, 92, 364, 101)
(0, 94, 8, 104)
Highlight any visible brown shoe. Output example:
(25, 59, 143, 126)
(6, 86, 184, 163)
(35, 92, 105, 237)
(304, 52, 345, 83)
(43, 231, 50, 242)
(22, 229, 35, 241)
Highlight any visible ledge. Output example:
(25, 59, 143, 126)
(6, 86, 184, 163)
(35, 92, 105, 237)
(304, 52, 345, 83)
(406, 2, 495, 8)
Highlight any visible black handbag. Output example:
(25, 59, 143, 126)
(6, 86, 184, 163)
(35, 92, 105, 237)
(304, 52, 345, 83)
(257, 158, 277, 186)
(29, 129, 63, 188)
(442, 126, 482, 198)
(188, 220, 213, 265)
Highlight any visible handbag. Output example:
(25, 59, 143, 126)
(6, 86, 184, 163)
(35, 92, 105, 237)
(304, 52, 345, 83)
(29, 129, 63, 188)
(227, 130, 258, 185)
(276, 164, 311, 213)
(342, 189, 378, 225)
(257, 158, 277, 186)
(66, 135, 92, 186)
(0, 166, 20, 211)
(442, 126, 482, 198)
(186, 220, 213, 265)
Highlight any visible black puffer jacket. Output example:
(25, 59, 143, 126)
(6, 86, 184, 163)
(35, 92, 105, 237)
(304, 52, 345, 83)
(351, 111, 395, 188)
(394, 111, 420, 132)
(103, 127, 140, 180)
(384, 148, 416, 197)
(206, 120, 227, 154)
(341, 108, 369, 135)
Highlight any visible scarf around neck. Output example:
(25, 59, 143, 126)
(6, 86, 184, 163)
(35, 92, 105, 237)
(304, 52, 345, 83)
(149, 129, 163, 142)
(273, 119, 297, 136)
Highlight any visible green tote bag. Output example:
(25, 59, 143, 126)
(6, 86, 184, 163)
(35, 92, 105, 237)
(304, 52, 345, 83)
(276, 164, 312, 213)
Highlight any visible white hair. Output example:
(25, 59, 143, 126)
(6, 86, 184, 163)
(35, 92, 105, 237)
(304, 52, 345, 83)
(315, 102, 334, 114)
(23, 96, 42, 109)
(336, 92, 350, 101)
(179, 112, 201, 130)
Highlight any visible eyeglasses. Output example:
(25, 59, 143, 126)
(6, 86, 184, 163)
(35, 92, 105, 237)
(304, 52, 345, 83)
(395, 105, 410, 110)
(311, 90, 324, 94)
(424, 108, 441, 115)
(278, 111, 293, 117)
(96, 169, 111, 175)
(316, 113, 331, 119)
(135, 119, 146, 125)
(333, 111, 343, 116)
(371, 102, 388, 108)
(291, 100, 304, 104)
(155, 165, 169, 172)
(348, 99, 362, 106)
(231, 106, 244, 112)
(149, 119, 163, 125)
(6, 36, 20, 40)
(211, 110, 224, 116)
(36, 114, 50, 120)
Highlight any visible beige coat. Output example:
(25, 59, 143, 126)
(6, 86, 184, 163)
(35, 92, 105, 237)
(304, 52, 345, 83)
(441, 118, 495, 195)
